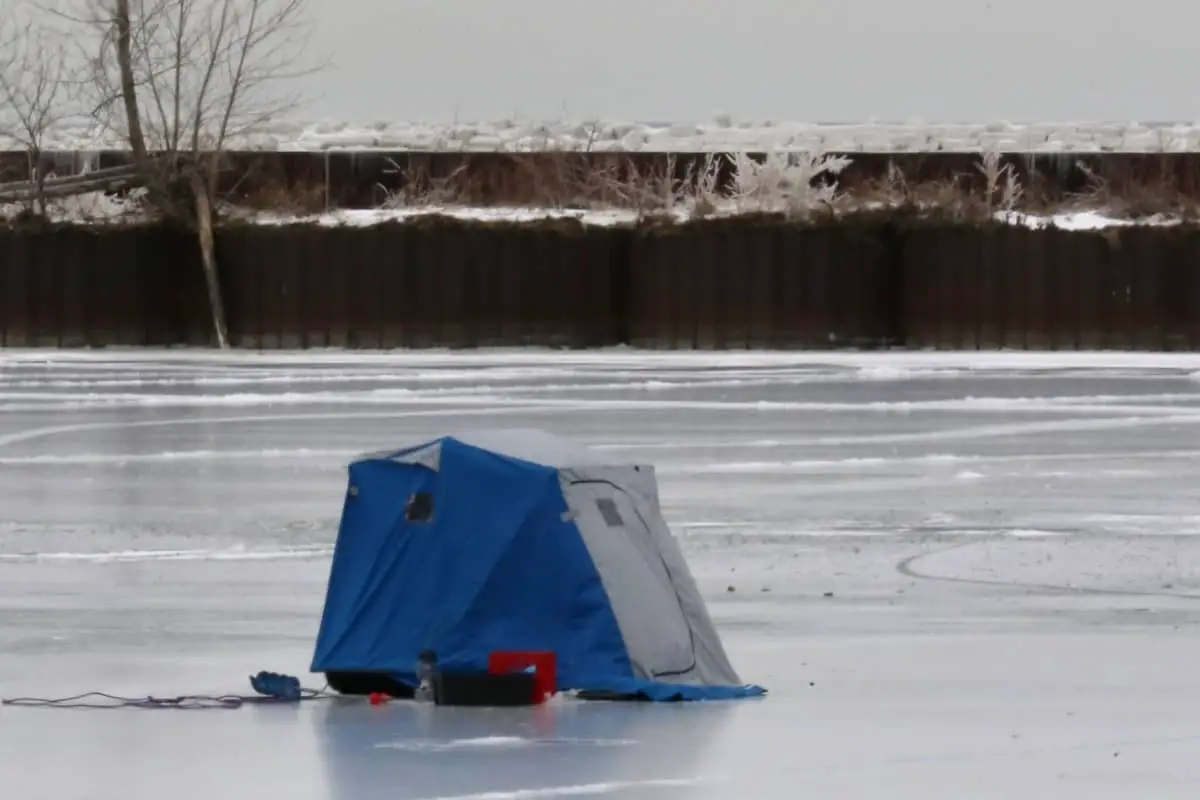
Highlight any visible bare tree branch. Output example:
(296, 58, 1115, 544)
(71, 0, 320, 157)
(72, 0, 320, 348)
(21, 0, 324, 348)
(113, 0, 149, 159)
(0, 1, 75, 214)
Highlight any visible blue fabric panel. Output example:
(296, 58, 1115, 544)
(313, 443, 528, 671)
(430, 473, 633, 690)
(579, 677, 769, 702)
(310, 458, 435, 671)
(632, 681, 768, 702)
(312, 438, 634, 689)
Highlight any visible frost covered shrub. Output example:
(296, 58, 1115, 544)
(726, 150, 851, 219)
(363, 149, 852, 223)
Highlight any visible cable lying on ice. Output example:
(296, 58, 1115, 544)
(1, 672, 331, 710)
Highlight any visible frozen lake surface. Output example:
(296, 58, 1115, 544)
(4, 349, 1200, 799)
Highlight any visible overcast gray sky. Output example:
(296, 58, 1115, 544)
(300, 0, 1191, 124)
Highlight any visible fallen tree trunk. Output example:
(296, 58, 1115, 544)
(190, 171, 229, 349)
(0, 164, 139, 203)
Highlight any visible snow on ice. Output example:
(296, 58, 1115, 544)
(7, 191, 1180, 231)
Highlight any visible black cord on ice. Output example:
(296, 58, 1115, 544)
(3, 691, 250, 710)
(2, 684, 332, 710)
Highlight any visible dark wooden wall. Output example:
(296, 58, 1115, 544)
(3, 218, 1200, 350)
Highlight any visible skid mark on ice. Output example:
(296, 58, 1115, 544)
(600, 425, 1200, 450)
(0, 448, 364, 465)
(0, 404, 571, 450)
(708, 474, 970, 498)
(8, 348, 1200, 371)
(0, 391, 561, 412)
(0, 448, 362, 465)
(896, 541, 1200, 600)
(0, 544, 334, 563)
(1, 372, 596, 389)
(412, 777, 718, 800)
(0, 369, 991, 390)
(805, 412, 1200, 446)
(17, 365, 1192, 390)
(657, 449, 1200, 474)
(375, 736, 638, 752)
(9, 392, 1200, 414)
(15, 446, 1196, 471)
(0, 376, 822, 397)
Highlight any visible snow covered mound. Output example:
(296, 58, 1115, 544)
(14, 118, 1200, 154)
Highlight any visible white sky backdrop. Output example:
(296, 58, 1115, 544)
(300, 0, 1191, 123)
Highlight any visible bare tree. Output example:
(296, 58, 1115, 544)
(0, 2, 72, 217)
(45, 0, 319, 347)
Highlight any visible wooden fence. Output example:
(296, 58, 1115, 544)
(2, 217, 1200, 350)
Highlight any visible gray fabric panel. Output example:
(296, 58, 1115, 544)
(560, 466, 742, 687)
(560, 470, 694, 679)
(627, 472, 743, 687)
(381, 441, 442, 471)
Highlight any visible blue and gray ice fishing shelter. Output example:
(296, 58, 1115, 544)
(311, 429, 764, 701)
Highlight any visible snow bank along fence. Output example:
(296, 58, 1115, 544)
(2, 217, 1200, 350)
(13, 150, 1200, 208)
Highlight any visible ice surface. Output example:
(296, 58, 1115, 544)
(17, 118, 1200, 153)
(4, 350, 1200, 798)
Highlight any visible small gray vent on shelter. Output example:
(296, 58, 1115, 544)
(595, 497, 624, 528)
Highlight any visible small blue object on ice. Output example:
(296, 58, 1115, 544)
(249, 671, 302, 701)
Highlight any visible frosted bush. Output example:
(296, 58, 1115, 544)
(363, 146, 858, 222)
(976, 150, 1023, 213)
(726, 150, 851, 219)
